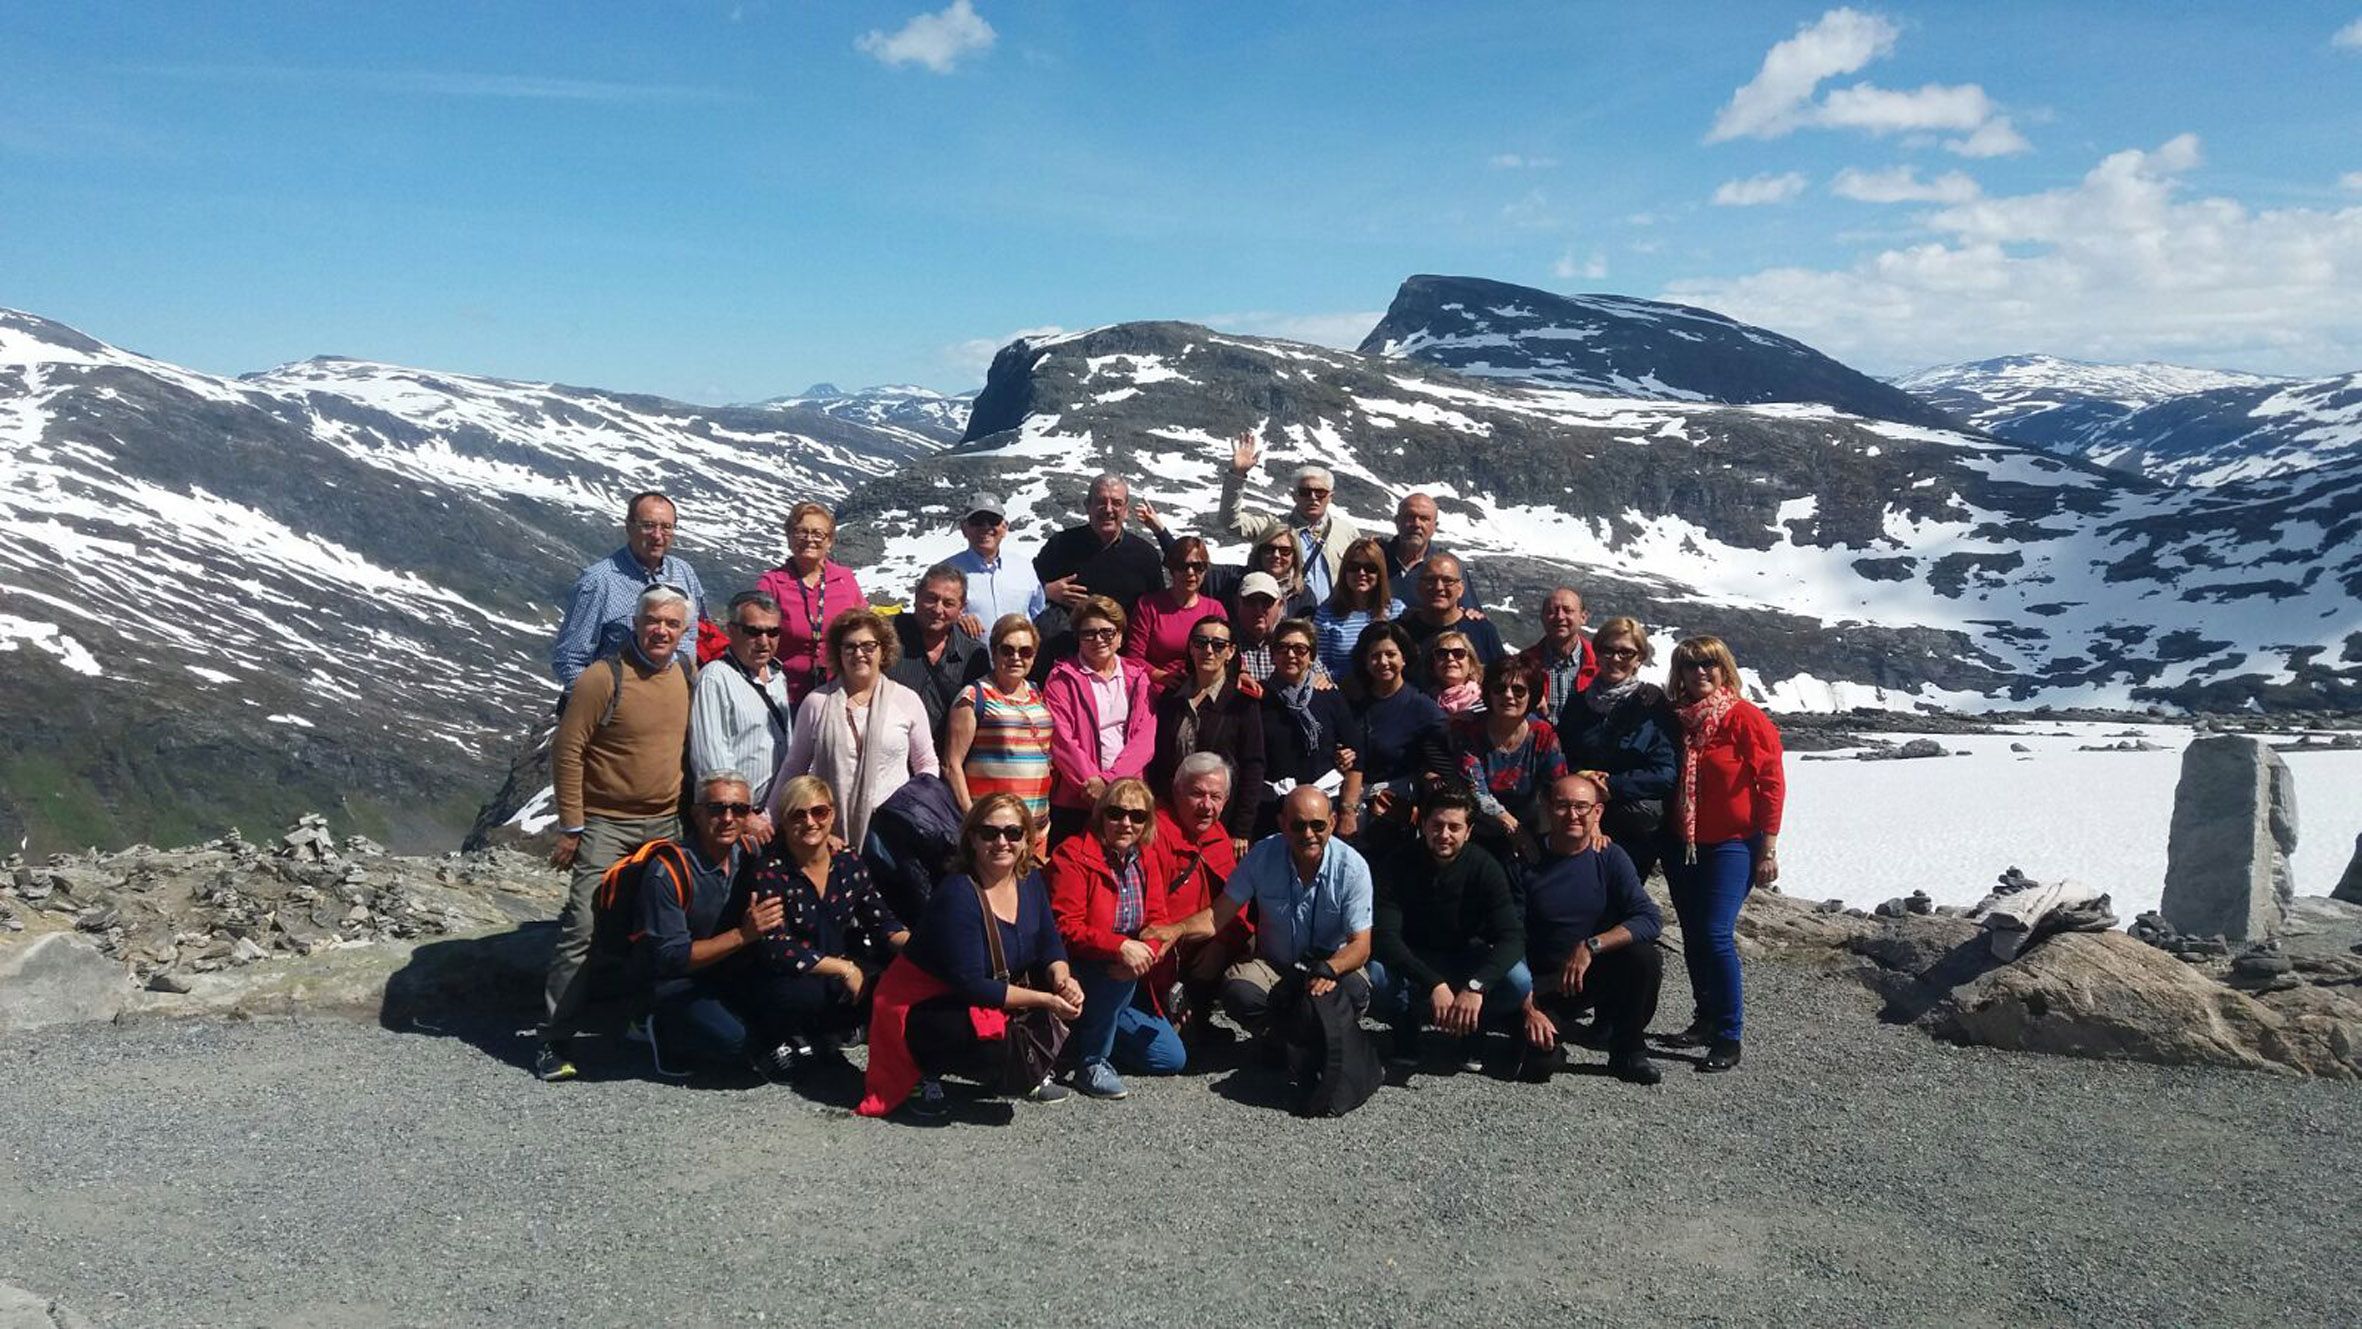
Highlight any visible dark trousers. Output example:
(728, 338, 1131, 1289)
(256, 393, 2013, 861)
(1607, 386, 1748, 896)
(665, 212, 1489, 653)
(647, 962, 822, 1070)
(1668, 838, 1756, 1041)
(1046, 805, 1090, 851)
(906, 996, 999, 1079)
(1603, 803, 1665, 884)
(1533, 942, 1661, 1056)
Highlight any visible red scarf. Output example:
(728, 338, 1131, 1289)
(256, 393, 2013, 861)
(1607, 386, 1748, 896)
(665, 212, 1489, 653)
(1676, 686, 1738, 862)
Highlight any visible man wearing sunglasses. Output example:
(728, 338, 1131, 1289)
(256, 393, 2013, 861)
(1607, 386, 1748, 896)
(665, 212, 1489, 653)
(1218, 431, 1362, 606)
(1161, 786, 1375, 1036)
(551, 490, 709, 688)
(691, 591, 794, 851)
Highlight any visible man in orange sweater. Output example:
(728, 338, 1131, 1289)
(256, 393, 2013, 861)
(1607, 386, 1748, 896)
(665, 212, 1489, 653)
(538, 584, 697, 1082)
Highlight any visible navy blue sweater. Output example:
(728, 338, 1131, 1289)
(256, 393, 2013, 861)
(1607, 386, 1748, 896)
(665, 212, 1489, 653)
(1557, 682, 1679, 808)
(904, 870, 1068, 1009)
(1523, 842, 1661, 974)
(1351, 685, 1452, 793)
(634, 843, 748, 981)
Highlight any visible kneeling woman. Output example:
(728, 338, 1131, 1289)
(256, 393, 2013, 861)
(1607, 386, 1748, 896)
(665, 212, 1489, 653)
(744, 775, 910, 1068)
(857, 794, 1085, 1118)
(1048, 779, 1187, 1100)
(1664, 635, 1786, 1073)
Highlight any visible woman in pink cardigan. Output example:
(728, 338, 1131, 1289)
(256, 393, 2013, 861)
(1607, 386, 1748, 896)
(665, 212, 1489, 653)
(756, 500, 867, 706)
(1044, 595, 1157, 849)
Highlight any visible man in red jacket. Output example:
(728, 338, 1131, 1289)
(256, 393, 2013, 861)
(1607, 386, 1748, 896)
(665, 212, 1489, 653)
(1515, 586, 1598, 717)
(1140, 752, 1244, 1046)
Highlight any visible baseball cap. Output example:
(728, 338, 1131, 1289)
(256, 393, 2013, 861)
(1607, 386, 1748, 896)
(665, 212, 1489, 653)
(963, 492, 1006, 522)
(1238, 572, 1283, 601)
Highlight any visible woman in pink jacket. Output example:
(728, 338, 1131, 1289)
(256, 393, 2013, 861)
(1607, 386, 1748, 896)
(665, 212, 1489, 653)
(1043, 595, 1157, 849)
(755, 501, 867, 706)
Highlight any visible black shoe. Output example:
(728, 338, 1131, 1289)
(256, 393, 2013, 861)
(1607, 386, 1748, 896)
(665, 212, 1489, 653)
(1609, 1050, 1663, 1085)
(906, 1078, 949, 1119)
(1457, 1035, 1486, 1073)
(1515, 1044, 1562, 1084)
(1660, 1019, 1711, 1049)
(749, 1041, 803, 1083)
(533, 1042, 579, 1083)
(1700, 1039, 1742, 1072)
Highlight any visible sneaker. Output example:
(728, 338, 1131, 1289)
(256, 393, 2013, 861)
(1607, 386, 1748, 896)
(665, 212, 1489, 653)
(1025, 1076, 1072, 1105)
(1701, 1039, 1743, 1073)
(622, 1017, 651, 1045)
(533, 1042, 578, 1083)
(1609, 1050, 1664, 1085)
(1457, 1035, 1486, 1073)
(748, 1041, 803, 1082)
(907, 1078, 948, 1119)
(1074, 1060, 1129, 1100)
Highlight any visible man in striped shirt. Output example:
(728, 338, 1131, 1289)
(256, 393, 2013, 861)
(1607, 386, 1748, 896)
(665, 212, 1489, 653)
(690, 591, 792, 851)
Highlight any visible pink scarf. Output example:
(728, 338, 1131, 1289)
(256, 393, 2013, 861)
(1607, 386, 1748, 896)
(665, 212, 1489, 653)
(1435, 681, 1483, 715)
(1676, 686, 1738, 862)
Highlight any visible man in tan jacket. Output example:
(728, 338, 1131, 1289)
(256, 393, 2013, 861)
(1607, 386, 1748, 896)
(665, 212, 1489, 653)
(1217, 432, 1361, 606)
(538, 583, 696, 1081)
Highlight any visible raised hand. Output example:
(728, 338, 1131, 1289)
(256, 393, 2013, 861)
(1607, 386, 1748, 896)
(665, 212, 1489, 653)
(1131, 499, 1164, 532)
(1230, 431, 1260, 476)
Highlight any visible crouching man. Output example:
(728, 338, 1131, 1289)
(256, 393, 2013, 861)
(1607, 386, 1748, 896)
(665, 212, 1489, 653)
(1519, 772, 1664, 1085)
(1367, 783, 1531, 1072)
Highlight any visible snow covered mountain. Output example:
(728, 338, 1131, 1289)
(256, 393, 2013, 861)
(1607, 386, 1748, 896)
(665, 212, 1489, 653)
(756, 383, 973, 447)
(834, 306, 2358, 719)
(0, 308, 938, 852)
(1360, 274, 1962, 430)
(1890, 355, 2360, 486)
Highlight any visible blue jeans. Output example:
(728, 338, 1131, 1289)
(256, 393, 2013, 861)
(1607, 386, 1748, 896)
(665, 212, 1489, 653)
(1073, 971, 1187, 1074)
(1366, 948, 1534, 1031)
(1669, 837, 1757, 1042)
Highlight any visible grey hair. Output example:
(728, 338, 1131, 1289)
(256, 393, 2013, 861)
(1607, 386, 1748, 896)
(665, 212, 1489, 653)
(728, 590, 780, 617)
(695, 771, 751, 802)
(1173, 751, 1233, 793)
(1088, 473, 1130, 499)
(635, 584, 692, 622)
(1292, 465, 1333, 490)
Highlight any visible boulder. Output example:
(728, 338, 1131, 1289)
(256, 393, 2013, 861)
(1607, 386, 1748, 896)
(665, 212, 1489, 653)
(2336, 831, 2362, 906)
(2160, 735, 2295, 943)
(0, 933, 128, 1033)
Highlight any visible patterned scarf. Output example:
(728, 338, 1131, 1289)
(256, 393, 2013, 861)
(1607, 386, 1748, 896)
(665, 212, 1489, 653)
(1276, 673, 1324, 755)
(1676, 685, 1738, 862)
(1584, 674, 1645, 715)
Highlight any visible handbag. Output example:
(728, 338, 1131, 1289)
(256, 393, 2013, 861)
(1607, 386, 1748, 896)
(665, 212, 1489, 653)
(974, 878, 1069, 1094)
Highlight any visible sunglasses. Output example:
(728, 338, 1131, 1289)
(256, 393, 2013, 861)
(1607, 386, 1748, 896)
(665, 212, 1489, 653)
(1495, 684, 1531, 698)
(994, 643, 1038, 659)
(1432, 647, 1469, 659)
(1190, 637, 1233, 652)
(732, 623, 781, 638)
(1178, 562, 1209, 573)
(1600, 646, 1642, 660)
(1296, 487, 1331, 498)
(1287, 818, 1330, 834)
(786, 804, 835, 824)
(702, 802, 754, 817)
(1273, 641, 1313, 656)
(974, 823, 1027, 844)
(1344, 563, 1380, 575)
(1103, 807, 1152, 826)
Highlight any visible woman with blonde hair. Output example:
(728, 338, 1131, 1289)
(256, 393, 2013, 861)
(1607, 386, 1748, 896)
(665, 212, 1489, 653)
(744, 773, 910, 1070)
(1662, 634, 1785, 1073)
(771, 608, 938, 854)
(1048, 778, 1187, 1098)
(755, 501, 866, 705)
(1558, 616, 1679, 885)
(1425, 629, 1485, 716)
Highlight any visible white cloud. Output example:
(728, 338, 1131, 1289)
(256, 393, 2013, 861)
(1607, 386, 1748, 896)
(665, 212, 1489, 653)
(2342, 171, 2362, 193)
(1713, 172, 1809, 206)
(2335, 17, 2362, 49)
(856, 0, 996, 74)
(1553, 250, 1610, 281)
(1709, 8, 1898, 142)
(1831, 165, 1981, 204)
(1487, 153, 1559, 169)
(1664, 134, 2362, 377)
(943, 324, 1064, 380)
(1196, 310, 1386, 349)
(1707, 8, 2028, 157)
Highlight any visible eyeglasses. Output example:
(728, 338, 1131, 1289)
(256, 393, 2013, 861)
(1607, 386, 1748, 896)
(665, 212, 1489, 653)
(1103, 807, 1152, 826)
(787, 804, 835, 824)
(1550, 800, 1601, 815)
(631, 520, 676, 534)
(1432, 647, 1469, 660)
(1178, 562, 1209, 573)
(1190, 636, 1233, 652)
(1296, 486, 1331, 498)
(975, 823, 1027, 844)
(789, 527, 832, 542)
(1273, 641, 1313, 656)
(1286, 818, 1331, 834)
(1495, 684, 1531, 698)
(1423, 575, 1463, 587)
(963, 513, 1004, 526)
(1599, 646, 1642, 660)
(732, 623, 781, 638)
(994, 643, 1037, 659)
(1077, 627, 1120, 642)
(1677, 659, 1717, 671)
(702, 801, 754, 818)
(840, 639, 882, 656)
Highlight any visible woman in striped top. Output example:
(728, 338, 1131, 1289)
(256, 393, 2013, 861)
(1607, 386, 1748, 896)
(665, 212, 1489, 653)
(1312, 536, 1395, 679)
(943, 614, 1055, 835)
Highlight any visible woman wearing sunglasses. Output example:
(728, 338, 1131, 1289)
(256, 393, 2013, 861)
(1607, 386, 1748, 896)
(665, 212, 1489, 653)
(1425, 630, 1485, 716)
(1048, 779, 1187, 1099)
(1452, 656, 1566, 873)
(857, 794, 1083, 1119)
(1043, 595, 1157, 847)
(1557, 616, 1678, 887)
(1123, 535, 1230, 694)
(1313, 536, 1396, 680)
(1255, 618, 1364, 840)
(743, 774, 910, 1073)
(1147, 619, 1265, 856)
(943, 615, 1054, 834)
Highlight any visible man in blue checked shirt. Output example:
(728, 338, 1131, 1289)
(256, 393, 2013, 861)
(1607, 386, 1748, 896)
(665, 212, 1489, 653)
(550, 490, 709, 687)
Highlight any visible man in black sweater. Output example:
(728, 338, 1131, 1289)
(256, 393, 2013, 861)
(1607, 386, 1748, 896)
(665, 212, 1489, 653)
(1031, 472, 1165, 670)
(1369, 783, 1530, 1070)
(1519, 771, 1663, 1085)
(1396, 553, 1506, 691)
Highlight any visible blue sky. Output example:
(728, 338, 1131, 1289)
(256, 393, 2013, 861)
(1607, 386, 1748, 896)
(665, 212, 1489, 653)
(5, 2, 2359, 400)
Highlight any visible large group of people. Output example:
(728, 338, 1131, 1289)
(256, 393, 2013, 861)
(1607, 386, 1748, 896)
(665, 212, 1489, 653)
(536, 436, 1787, 1116)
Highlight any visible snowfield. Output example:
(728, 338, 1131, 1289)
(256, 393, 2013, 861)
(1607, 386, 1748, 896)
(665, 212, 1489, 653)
(1780, 722, 2362, 922)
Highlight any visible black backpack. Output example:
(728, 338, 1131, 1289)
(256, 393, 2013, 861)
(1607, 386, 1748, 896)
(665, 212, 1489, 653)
(1273, 973, 1385, 1118)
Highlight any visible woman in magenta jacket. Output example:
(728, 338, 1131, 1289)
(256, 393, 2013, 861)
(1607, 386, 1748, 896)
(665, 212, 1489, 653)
(755, 500, 867, 706)
(1663, 633, 1786, 1075)
(1043, 595, 1157, 849)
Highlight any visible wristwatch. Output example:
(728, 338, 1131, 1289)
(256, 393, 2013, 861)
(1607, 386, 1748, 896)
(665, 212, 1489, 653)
(1584, 935, 1605, 955)
(1465, 979, 1486, 994)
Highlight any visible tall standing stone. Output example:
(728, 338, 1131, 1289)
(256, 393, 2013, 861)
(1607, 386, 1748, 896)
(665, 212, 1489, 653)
(2161, 735, 2296, 943)
(2334, 831, 2362, 906)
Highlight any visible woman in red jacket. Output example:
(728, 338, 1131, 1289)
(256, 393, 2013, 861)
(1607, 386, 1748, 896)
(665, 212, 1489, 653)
(1048, 778, 1185, 1099)
(1664, 634, 1785, 1073)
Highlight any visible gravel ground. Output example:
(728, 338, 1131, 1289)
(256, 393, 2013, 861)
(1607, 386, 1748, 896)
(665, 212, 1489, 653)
(3, 956, 2357, 1329)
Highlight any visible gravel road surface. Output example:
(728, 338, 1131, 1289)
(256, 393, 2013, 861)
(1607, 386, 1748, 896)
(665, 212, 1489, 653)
(3, 958, 2356, 1328)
